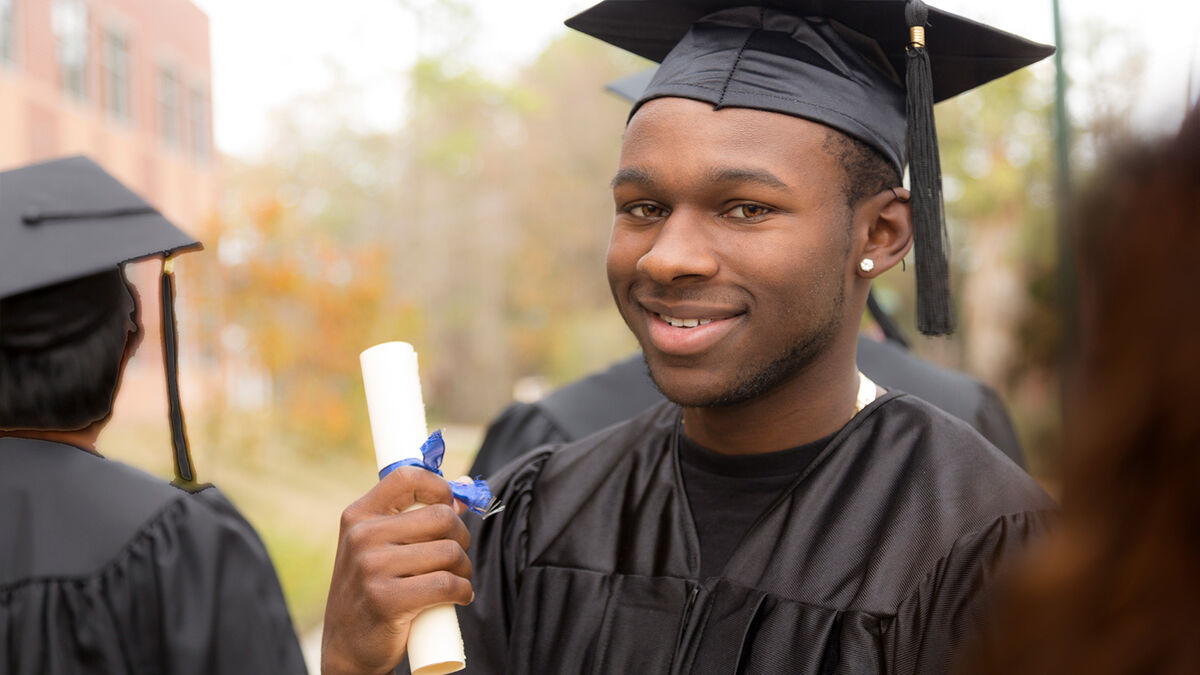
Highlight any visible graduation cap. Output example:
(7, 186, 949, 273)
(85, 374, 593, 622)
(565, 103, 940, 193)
(568, 0, 1054, 335)
(604, 68, 658, 102)
(0, 155, 206, 490)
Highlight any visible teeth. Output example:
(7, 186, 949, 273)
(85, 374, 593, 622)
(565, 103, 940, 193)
(660, 314, 714, 328)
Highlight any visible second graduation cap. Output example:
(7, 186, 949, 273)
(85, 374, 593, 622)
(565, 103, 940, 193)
(568, 0, 1054, 335)
(0, 156, 206, 489)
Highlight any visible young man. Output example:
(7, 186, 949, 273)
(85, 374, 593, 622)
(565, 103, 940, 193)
(0, 157, 306, 674)
(322, 2, 1055, 673)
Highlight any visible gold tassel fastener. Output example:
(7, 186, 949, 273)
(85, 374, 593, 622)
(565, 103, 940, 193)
(908, 25, 926, 48)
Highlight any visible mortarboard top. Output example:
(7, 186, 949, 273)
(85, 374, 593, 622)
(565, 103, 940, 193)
(0, 155, 206, 490)
(569, 0, 1053, 171)
(0, 156, 201, 299)
(568, 0, 1054, 335)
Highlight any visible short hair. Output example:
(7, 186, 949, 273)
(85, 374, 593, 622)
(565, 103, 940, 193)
(823, 129, 902, 208)
(0, 271, 138, 431)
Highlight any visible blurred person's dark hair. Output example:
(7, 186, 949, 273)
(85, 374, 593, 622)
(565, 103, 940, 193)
(961, 105, 1200, 674)
(0, 269, 138, 431)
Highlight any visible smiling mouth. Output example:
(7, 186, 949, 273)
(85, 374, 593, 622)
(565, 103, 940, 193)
(640, 307, 743, 357)
(657, 313, 714, 328)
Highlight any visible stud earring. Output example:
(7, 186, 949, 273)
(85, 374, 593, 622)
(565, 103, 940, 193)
(859, 258, 875, 273)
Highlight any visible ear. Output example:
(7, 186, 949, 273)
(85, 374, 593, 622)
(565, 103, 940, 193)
(854, 187, 913, 279)
(121, 278, 145, 361)
(115, 282, 145, 389)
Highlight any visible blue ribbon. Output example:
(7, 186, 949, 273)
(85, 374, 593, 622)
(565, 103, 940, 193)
(378, 430, 497, 517)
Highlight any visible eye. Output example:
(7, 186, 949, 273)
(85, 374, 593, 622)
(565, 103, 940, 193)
(625, 203, 670, 218)
(723, 203, 773, 220)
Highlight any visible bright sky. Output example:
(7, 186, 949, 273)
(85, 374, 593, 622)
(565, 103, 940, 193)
(192, 0, 1200, 159)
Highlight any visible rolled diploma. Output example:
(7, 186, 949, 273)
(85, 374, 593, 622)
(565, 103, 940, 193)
(360, 341, 466, 675)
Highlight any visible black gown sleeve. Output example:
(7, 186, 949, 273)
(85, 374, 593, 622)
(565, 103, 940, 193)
(457, 450, 554, 674)
(885, 509, 1054, 675)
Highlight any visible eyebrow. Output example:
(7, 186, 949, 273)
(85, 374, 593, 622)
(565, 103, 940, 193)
(609, 166, 792, 191)
(610, 167, 654, 190)
(706, 167, 790, 190)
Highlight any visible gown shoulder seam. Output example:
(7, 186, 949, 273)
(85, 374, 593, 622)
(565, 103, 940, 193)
(888, 506, 1056, 613)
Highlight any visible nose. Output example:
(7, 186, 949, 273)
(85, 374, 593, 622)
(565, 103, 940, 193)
(636, 210, 719, 284)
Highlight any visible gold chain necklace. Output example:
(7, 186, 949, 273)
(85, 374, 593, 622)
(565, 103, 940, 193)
(855, 370, 878, 414)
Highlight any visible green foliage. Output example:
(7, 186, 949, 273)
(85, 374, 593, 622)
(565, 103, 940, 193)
(940, 67, 1059, 367)
(191, 185, 426, 462)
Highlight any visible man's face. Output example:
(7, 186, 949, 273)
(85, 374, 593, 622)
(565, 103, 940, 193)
(607, 97, 856, 408)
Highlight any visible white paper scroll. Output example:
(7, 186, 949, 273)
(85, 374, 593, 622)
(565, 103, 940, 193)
(360, 342, 467, 675)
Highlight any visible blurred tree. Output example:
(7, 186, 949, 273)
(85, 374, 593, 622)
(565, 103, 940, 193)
(192, 34, 645, 437)
(490, 35, 644, 383)
(192, 173, 424, 463)
(392, 34, 645, 420)
(938, 67, 1060, 471)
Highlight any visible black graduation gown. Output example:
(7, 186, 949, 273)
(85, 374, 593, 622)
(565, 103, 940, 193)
(458, 393, 1054, 674)
(0, 437, 307, 675)
(469, 337, 1024, 478)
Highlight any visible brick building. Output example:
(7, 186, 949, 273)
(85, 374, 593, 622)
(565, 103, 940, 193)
(0, 0, 218, 448)
(0, 0, 215, 221)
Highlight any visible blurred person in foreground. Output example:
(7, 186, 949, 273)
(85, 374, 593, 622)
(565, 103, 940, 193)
(322, 2, 1056, 673)
(961, 107, 1200, 674)
(0, 157, 306, 674)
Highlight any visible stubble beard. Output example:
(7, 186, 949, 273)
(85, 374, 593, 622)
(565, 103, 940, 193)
(639, 277, 846, 409)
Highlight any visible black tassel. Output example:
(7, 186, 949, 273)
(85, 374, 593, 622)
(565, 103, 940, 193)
(161, 260, 207, 493)
(904, 0, 954, 336)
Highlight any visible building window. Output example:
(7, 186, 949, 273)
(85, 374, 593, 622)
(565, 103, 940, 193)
(0, 0, 16, 67)
(157, 65, 180, 146)
(52, 0, 88, 101)
(189, 85, 211, 161)
(102, 28, 130, 122)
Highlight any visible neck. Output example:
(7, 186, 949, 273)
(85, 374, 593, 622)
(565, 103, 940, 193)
(680, 331, 862, 455)
(0, 426, 103, 454)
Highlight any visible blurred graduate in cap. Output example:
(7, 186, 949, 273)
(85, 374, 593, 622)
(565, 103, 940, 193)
(321, 2, 1056, 674)
(0, 157, 306, 674)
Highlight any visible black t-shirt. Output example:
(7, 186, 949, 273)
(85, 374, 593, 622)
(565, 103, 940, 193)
(678, 430, 833, 579)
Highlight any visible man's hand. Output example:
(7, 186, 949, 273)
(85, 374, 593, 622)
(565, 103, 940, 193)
(321, 467, 473, 675)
